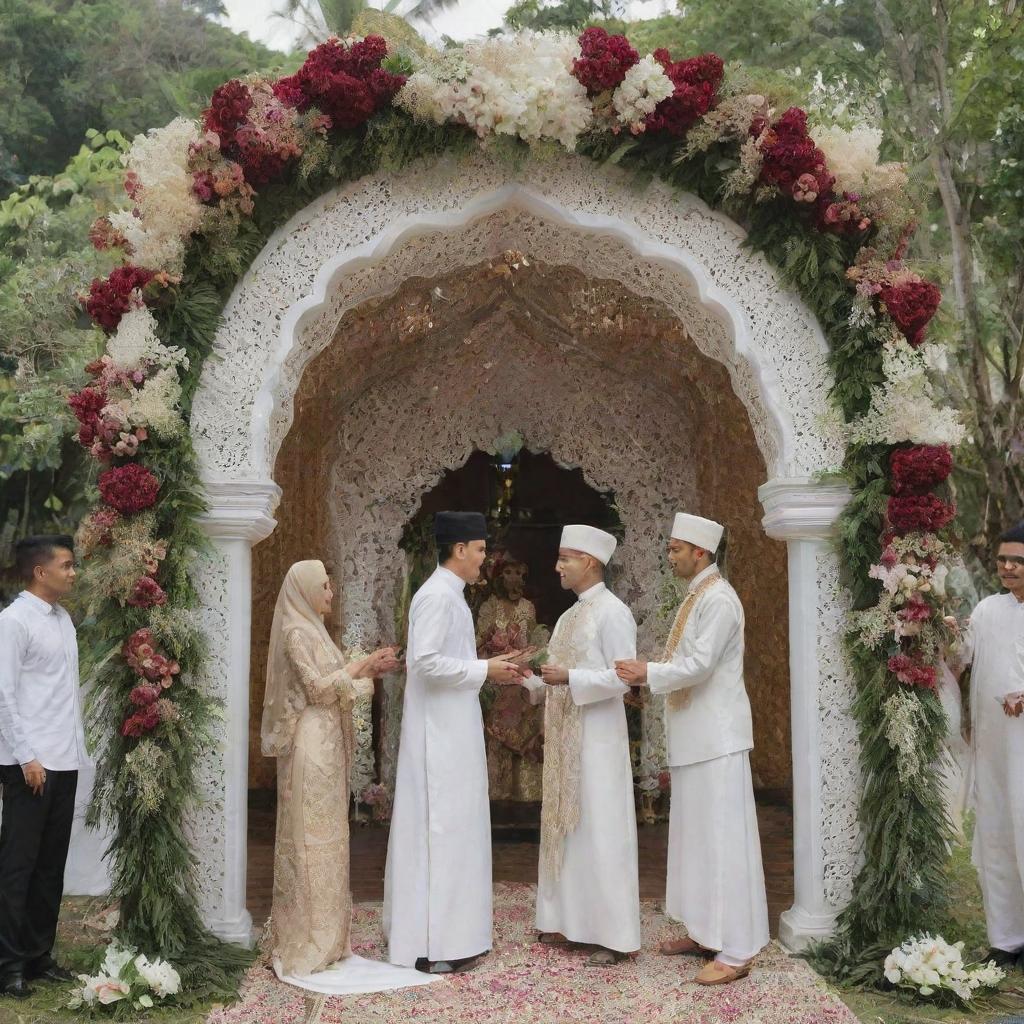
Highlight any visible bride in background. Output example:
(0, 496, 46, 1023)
(261, 560, 435, 994)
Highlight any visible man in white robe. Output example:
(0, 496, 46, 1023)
(383, 511, 526, 974)
(521, 525, 641, 966)
(616, 512, 769, 985)
(956, 522, 1024, 969)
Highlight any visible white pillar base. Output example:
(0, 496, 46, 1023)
(778, 905, 840, 952)
(208, 907, 256, 948)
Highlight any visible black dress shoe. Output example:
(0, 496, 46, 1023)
(985, 947, 1018, 968)
(0, 974, 34, 999)
(26, 961, 73, 983)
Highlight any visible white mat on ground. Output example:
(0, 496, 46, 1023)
(273, 954, 442, 995)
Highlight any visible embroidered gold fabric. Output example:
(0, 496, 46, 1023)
(538, 600, 592, 887)
(663, 571, 721, 713)
(270, 627, 373, 976)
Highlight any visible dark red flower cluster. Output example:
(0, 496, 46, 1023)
(644, 51, 724, 137)
(879, 278, 942, 347)
(889, 445, 953, 495)
(202, 79, 296, 185)
(121, 704, 161, 738)
(123, 628, 180, 688)
(755, 107, 834, 210)
(68, 386, 107, 447)
(572, 28, 639, 94)
(126, 576, 168, 609)
(98, 463, 160, 514)
(273, 36, 404, 130)
(84, 266, 155, 332)
(203, 79, 254, 150)
(887, 493, 956, 535)
(887, 653, 938, 689)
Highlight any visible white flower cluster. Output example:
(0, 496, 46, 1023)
(884, 933, 1005, 1002)
(68, 943, 181, 1011)
(612, 55, 674, 130)
(106, 306, 188, 374)
(109, 117, 206, 271)
(104, 308, 187, 439)
(813, 124, 909, 196)
(869, 558, 948, 601)
(847, 339, 966, 447)
(397, 31, 593, 150)
(122, 366, 185, 438)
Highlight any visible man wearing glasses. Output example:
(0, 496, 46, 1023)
(954, 522, 1024, 971)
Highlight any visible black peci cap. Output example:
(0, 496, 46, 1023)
(434, 511, 488, 545)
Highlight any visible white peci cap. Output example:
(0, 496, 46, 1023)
(671, 513, 724, 553)
(559, 525, 617, 565)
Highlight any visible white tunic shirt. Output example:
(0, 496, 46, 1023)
(383, 566, 491, 966)
(647, 565, 753, 767)
(522, 582, 641, 952)
(0, 591, 89, 770)
(961, 591, 1024, 950)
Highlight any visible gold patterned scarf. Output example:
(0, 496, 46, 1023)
(663, 570, 721, 712)
(538, 599, 590, 887)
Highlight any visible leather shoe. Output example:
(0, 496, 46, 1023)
(27, 960, 73, 983)
(985, 947, 1018, 968)
(0, 974, 34, 999)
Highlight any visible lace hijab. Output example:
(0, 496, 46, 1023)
(261, 559, 346, 757)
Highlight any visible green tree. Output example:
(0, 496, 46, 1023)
(0, 0, 283, 192)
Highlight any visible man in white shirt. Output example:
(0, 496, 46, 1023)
(0, 536, 88, 999)
(384, 511, 526, 975)
(616, 512, 769, 985)
(955, 521, 1024, 970)
(521, 525, 641, 966)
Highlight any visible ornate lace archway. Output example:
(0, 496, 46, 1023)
(188, 150, 855, 952)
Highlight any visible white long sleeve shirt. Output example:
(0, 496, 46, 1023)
(0, 591, 90, 770)
(647, 565, 753, 767)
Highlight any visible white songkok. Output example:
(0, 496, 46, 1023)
(671, 513, 724, 553)
(560, 524, 617, 565)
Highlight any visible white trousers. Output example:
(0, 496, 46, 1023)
(666, 751, 770, 966)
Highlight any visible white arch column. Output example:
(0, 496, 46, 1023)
(760, 477, 856, 951)
(195, 478, 280, 944)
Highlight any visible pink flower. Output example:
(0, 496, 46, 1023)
(793, 173, 820, 203)
(129, 683, 161, 707)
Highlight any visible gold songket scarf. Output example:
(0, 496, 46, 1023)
(538, 599, 591, 887)
(663, 570, 721, 712)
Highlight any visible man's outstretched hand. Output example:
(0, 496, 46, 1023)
(615, 659, 648, 687)
(487, 651, 529, 685)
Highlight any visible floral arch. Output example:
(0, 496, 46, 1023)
(65, 25, 962, 985)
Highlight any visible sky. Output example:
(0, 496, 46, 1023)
(221, 0, 675, 52)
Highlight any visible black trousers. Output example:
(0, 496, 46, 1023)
(0, 765, 77, 976)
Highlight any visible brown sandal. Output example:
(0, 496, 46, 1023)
(695, 960, 752, 986)
(659, 937, 715, 958)
(537, 932, 569, 945)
